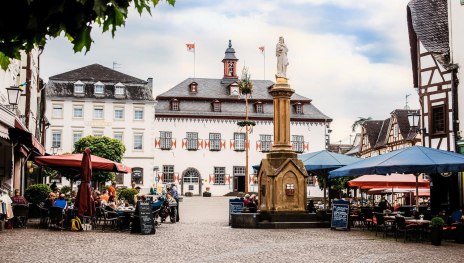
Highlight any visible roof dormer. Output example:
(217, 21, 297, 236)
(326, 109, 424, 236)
(73, 80, 84, 96)
(94, 81, 104, 95)
(229, 83, 239, 96)
(189, 81, 198, 93)
(114, 82, 125, 96)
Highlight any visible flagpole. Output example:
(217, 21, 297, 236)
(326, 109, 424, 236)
(263, 47, 266, 80)
(194, 42, 196, 78)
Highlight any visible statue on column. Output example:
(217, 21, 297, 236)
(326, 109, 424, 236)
(276, 36, 289, 79)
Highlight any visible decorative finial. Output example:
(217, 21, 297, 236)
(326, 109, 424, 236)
(228, 40, 232, 48)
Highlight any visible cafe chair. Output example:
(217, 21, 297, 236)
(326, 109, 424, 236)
(48, 206, 64, 230)
(97, 207, 119, 232)
(395, 216, 417, 242)
(12, 204, 29, 228)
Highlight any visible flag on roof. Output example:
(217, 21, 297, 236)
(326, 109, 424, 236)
(258, 46, 265, 54)
(186, 43, 195, 52)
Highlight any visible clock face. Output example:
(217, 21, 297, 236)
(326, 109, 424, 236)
(230, 87, 239, 96)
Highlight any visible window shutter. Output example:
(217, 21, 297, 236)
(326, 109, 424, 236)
(304, 142, 309, 152)
(197, 139, 204, 149)
(209, 174, 214, 184)
(230, 139, 235, 150)
(256, 141, 262, 151)
(154, 138, 160, 148)
(171, 138, 177, 148)
(182, 138, 188, 149)
(158, 173, 163, 184)
(226, 174, 231, 184)
(249, 174, 254, 185)
(291, 142, 295, 151)
(221, 139, 226, 149)
(205, 139, 210, 149)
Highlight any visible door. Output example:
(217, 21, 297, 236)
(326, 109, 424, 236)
(233, 166, 246, 192)
(181, 168, 201, 196)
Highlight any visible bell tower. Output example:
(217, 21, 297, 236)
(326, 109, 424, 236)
(221, 40, 238, 83)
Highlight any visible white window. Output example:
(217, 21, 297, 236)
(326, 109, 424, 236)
(114, 132, 124, 142)
(94, 106, 104, 119)
(212, 101, 221, 112)
(114, 107, 124, 120)
(292, 135, 304, 153)
(52, 131, 62, 148)
(134, 108, 144, 120)
(93, 130, 104, 137)
(74, 81, 84, 94)
(73, 105, 83, 118)
(160, 131, 172, 150)
(186, 132, 198, 150)
(214, 167, 225, 185)
(94, 81, 104, 94)
(115, 83, 125, 95)
(72, 131, 83, 144)
(52, 104, 63, 118)
(307, 175, 315, 186)
(256, 103, 264, 113)
(133, 133, 143, 150)
(163, 165, 174, 183)
(295, 103, 303, 114)
(209, 133, 221, 151)
(234, 133, 245, 151)
(393, 124, 399, 139)
(260, 134, 272, 152)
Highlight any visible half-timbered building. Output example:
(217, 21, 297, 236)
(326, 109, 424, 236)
(355, 109, 420, 158)
(154, 41, 331, 196)
(407, 0, 463, 212)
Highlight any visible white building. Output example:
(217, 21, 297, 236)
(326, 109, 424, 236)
(0, 48, 47, 193)
(154, 41, 331, 197)
(45, 64, 155, 189)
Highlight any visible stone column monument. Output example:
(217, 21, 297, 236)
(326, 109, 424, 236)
(258, 37, 308, 213)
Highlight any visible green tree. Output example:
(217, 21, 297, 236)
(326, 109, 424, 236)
(0, 0, 175, 69)
(73, 135, 126, 184)
(351, 117, 372, 132)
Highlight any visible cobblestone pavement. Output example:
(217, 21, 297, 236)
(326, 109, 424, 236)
(1, 197, 463, 263)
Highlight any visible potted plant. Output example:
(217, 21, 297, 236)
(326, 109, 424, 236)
(430, 216, 445, 246)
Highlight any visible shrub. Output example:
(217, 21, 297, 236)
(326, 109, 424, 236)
(61, 185, 72, 196)
(430, 217, 445, 228)
(118, 188, 138, 205)
(25, 184, 51, 204)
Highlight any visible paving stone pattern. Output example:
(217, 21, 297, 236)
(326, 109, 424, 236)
(0, 197, 462, 263)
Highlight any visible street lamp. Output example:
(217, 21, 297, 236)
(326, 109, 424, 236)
(51, 146, 59, 155)
(6, 86, 21, 109)
(408, 112, 421, 131)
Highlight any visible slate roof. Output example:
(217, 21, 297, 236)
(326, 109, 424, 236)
(49, 64, 147, 84)
(364, 120, 384, 147)
(407, 0, 449, 65)
(156, 78, 330, 121)
(374, 119, 391, 148)
(223, 40, 238, 61)
(392, 109, 419, 140)
(46, 64, 154, 101)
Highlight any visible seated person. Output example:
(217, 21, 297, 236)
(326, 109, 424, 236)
(450, 209, 463, 224)
(53, 194, 68, 210)
(12, 189, 28, 205)
(106, 195, 118, 211)
(100, 190, 109, 203)
(44, 192, 56, 209)
(247, 194, 258, 213)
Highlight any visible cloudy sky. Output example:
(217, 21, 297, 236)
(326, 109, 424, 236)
(41, 0, 419, 144)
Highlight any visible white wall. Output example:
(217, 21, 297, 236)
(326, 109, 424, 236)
(153, 118, 327, 196)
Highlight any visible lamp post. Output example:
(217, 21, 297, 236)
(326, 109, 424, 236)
(51, 146, 59, 155)
(6, 86, 21, 110)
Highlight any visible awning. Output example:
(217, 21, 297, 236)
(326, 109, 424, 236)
(348, 173, 430, 189)
(8, 127, 46, 156)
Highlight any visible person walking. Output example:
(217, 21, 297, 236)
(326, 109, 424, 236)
(170, 183, 179, 222)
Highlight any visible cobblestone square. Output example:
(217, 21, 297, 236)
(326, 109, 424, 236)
(0, 197, 462, 263)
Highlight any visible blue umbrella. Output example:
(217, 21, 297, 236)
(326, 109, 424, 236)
(299, 150, 361, 171)
(329, 146, 464, 178)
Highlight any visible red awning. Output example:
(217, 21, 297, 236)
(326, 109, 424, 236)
(348, 174, 430, 189)
(34, 153, 131, 173)
(9, 127, 45, 156)
(367, 188, 430, 195)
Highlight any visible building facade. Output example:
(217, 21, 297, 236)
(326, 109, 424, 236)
(154, 41, 331, 196)
(407, 0, 463, 211)
(45, 64, 155, 189)
(0, 49, 47, 194)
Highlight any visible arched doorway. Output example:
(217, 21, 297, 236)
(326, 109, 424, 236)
(181, 167, 202, 196)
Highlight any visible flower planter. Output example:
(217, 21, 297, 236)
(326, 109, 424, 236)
(431, 227, 442, 246)
(203, 192, 211, 197)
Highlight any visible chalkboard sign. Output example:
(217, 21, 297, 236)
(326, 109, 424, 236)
(229, 198, 244, 225)
(331, 200, 350, 231)
(135, 200, 156, 235)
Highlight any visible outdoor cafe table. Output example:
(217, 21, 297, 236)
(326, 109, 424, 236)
(116, 207, 135, 231)
(406, 219, 431, 225)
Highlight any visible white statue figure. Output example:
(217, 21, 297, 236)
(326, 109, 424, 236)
(276, 36, 289, 78)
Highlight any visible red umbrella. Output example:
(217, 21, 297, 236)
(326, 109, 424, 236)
(35, 153, 131, 173)
(348, 173, 429, 189)
(75, 148, 95, 217)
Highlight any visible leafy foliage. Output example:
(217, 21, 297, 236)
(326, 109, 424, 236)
(25, 184, 51, 204)
(238, 67, 253, 94)
(73, 135, 126, 184)
(237, 121, 256, 127)
(0, 0, 176, 69)
(430, 217, 445, 228)
(60, 185, 72, 195)
(118, 188, 139, 204)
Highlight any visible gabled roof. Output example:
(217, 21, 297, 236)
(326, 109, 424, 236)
(49, 64, 147, 84)
(374, 119, 391, 148)
(364, 120, 384, 147)
(392, 109, 419, 140)
(407, 0, 449, 69)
